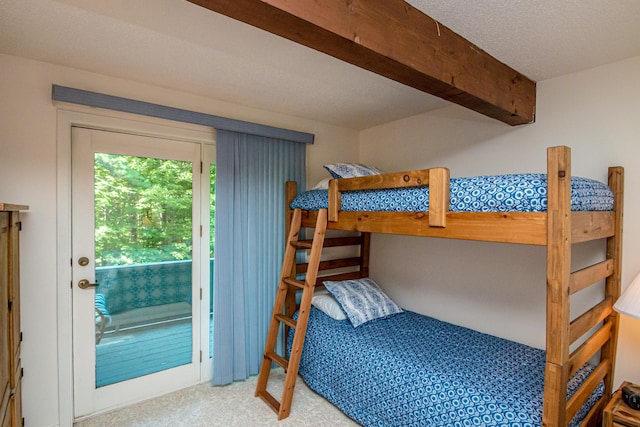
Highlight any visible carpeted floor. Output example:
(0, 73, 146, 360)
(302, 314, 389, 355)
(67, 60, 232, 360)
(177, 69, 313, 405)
(74, 370, 358, 426)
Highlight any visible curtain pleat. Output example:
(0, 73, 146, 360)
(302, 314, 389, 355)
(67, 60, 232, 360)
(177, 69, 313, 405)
(212, 130, 305, 385)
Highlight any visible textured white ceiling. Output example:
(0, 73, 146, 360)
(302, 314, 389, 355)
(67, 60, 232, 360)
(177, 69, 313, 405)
(406, 0, 640, 82)
(1, 0, 639, 129)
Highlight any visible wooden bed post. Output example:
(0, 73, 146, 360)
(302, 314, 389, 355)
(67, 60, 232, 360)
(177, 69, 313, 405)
(328, 178, 340, 222)
(285, 181, 297, 241)
(602, 166, 624, 400)
(544, 146, 572, 426)
(428, 167, 450, 227)
(285, 182, 299, 329)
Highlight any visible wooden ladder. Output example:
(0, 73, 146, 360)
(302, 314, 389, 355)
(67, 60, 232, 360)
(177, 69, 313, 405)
(255, 208, 327, 420)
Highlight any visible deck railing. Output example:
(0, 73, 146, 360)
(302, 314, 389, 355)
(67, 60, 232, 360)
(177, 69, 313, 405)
(95, 259, 214, 331)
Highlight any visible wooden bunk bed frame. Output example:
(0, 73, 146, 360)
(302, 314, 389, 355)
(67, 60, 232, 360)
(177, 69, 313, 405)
(256, 145, 623, 427)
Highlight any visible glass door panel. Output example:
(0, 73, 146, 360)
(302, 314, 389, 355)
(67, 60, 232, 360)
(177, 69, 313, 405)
(93, 153, 194, 386)
(72, 127, 202, 417)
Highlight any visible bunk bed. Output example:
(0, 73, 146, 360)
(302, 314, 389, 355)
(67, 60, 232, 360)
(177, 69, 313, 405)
(256, 146, 623, 427)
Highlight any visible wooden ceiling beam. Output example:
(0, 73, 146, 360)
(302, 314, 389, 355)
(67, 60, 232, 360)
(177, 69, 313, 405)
(187, 0, 536, 125)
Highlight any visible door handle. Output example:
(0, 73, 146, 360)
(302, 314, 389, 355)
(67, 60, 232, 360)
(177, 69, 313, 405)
(78, 279, 99, 289)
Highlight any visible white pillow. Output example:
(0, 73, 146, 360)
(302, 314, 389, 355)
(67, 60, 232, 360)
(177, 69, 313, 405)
(323, 278, 402, 327)
(312, 177, 331, 190)
(323, 163, 384, 179)
(312, 293, 347, 321)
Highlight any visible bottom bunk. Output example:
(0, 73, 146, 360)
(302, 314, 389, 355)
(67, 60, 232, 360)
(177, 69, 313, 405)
(289, 304, 603, 427)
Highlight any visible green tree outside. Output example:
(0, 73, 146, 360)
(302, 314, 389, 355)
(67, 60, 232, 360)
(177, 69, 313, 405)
(93, 153, 215, 267)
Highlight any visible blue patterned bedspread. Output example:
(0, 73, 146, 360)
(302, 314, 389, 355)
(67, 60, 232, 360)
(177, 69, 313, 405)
(290, 174, 613, 212)
(289, 308, 603, 427)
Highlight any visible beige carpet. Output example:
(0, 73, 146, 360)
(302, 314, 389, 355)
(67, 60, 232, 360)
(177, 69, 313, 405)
(74, 370, 358, 427)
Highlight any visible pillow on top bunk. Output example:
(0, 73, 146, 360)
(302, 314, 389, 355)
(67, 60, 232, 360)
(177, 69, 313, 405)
(323, 278, 403, 327)
(323, 163, 384, 179)
(312, 290, 347, 321)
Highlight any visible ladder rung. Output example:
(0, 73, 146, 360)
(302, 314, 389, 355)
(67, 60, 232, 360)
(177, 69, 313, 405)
(266, 351, 289, 370)
(257, 389, 280, 414)
(283, 277, 305, 289)
(275, 314, 297, 329)
(291, 240, 313, 249)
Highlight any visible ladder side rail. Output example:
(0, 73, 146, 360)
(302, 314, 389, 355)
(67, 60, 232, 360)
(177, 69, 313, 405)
(284, 182, 300, 327)
(278, 209, 327, 419)
(255, 209, 303, 399)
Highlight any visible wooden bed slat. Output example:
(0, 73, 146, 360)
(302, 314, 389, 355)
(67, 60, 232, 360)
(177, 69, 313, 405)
(307, 210, 617, 246)
(297, 236, 364, 248)
(568, 321, 613, 378)
(571, 211, 616, 243)
(580, 396, 606, 427)
(314, 271, 366, 287)
(310, 211, 548, 244)
(569, 297, 613, 345)
(335, 169, 435, 191)
(570, 259, 614, 295)
(565, 360, 610, 423)
(296, 257, 362, 274)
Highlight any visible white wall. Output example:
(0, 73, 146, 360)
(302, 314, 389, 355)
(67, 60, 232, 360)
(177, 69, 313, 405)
(0, 53, 359, 427)
(359, 55, 640, 388)
(4, 49, 639, 425)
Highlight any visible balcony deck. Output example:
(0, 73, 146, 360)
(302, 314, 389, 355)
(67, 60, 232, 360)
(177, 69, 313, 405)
(94, 259, 214, 386)
(96, 315, 213, 387)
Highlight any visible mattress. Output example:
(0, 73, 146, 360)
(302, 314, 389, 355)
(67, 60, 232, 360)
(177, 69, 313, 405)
(290, 173, 613, 212)
(289, 308, 603, 427)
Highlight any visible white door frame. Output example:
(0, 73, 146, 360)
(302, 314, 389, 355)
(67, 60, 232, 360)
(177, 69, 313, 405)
(56, 108, 215, 425)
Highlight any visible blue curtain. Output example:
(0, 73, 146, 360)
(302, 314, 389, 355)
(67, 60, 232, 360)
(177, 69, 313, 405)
(212, 130, 306, 385)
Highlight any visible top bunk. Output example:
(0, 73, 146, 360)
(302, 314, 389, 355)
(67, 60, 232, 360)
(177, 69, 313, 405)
(287, 146, 623, 246)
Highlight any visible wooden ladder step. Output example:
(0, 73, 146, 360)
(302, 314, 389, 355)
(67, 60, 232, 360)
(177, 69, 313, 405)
(266, 351, 289, 370)
(283, 277, 305, 289)
(290, 240, 313, 249)
(274, 314, 297, 329)
(256, 389, 280, 414)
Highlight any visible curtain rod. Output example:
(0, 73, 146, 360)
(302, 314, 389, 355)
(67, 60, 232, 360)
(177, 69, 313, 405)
(51, 85, 314, 144)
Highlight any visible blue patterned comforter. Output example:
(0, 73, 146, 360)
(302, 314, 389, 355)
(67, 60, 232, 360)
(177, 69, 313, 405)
(290, 174, 613, 212)
(289, 308, 603, 427)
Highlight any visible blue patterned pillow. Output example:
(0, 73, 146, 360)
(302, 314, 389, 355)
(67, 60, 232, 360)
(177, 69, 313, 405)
(323, 278, 403, 327)
(323, 163, 384, 179)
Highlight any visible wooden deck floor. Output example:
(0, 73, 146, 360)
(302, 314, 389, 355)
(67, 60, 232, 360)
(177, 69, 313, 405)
(96, 316, 212, 387)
